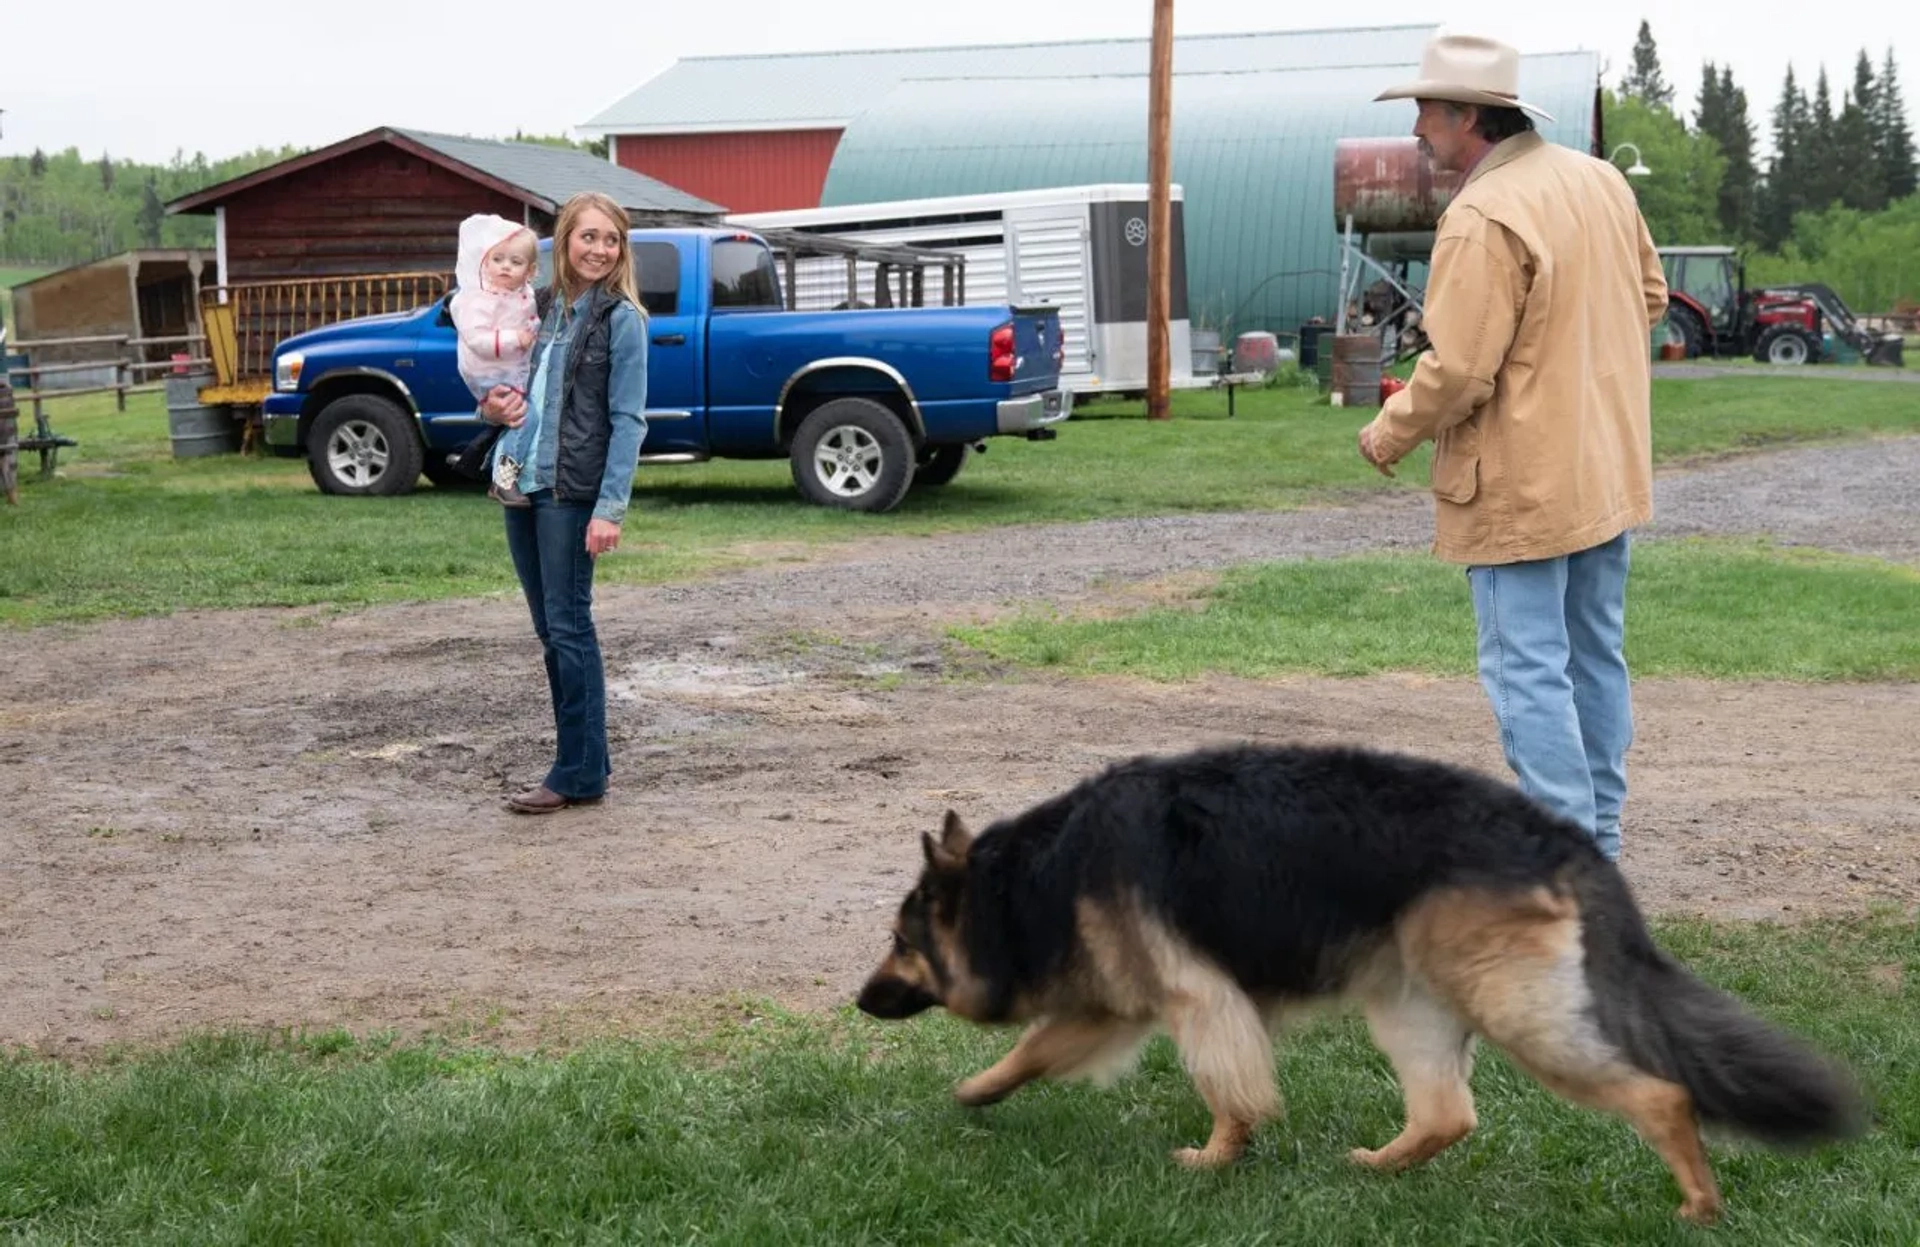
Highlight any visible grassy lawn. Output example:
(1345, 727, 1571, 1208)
(956, 540, 1920, 683)
(4, 374, 1918, 629)
(1, 916, 1911, 1245)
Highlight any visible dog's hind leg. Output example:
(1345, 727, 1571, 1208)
(1404, 886, 1723, 1226)
(1350, 983, 1478, 1171)
(1161, 965, 1280, 1169)
(954, 1016, 1151, 1107)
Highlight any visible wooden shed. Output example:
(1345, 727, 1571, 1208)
(165, 127, 723, 401)
(8, 249, 213, 376)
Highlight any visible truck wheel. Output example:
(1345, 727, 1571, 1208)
(790, 397, 914, 512)
(307, 394, 424, 496)
(1754, 325, 1820, 366)
(913, 443, 970, 487)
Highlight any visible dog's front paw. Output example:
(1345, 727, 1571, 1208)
(1677, 1195, 1723, 1227)
(953, 1075, 1011, 1108)
(1171, 1145, 1235, 1170)
(1348, 1146, 1394, 1170)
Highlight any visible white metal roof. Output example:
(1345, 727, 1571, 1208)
(581, 25, 1440, 136)
(728, 183, 1185, 229)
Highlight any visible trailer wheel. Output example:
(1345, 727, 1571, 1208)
(913, 443, 971, 487)
(790, 397, 915, 512)
(1754, 325, 1820, 367)
(307, 394, 423, 496)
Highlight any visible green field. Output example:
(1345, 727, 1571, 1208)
(5, 373, 1917, 630)
(1, 916, 1912, 1245)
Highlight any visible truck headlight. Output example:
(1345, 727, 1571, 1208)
(275, 352, 304, 392)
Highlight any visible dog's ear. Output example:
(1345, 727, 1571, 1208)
(922, 810, 972, 872)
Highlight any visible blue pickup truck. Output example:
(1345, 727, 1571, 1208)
(263, 226, 1071, 511)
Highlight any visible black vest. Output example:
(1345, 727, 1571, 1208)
(536, 285, 626, 506)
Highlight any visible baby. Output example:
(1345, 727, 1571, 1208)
(449, 214, 541, 506)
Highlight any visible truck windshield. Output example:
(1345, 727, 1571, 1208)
(711, 241, 783, 310)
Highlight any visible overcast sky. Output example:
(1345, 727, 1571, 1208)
(4, 1, 1914, 165)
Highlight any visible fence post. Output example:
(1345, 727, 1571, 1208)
(117, 359, 129, 411)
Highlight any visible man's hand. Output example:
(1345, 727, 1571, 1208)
(1358, 424, 1396, 477)
(479, 385, 527, 428)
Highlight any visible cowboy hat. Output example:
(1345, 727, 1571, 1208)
(1374, 31, 1554, 121)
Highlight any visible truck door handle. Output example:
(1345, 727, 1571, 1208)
(652, 333, 686, 346)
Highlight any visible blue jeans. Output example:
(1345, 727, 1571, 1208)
(1466, 532, 1633, 860)
(503, 491, 610, 799)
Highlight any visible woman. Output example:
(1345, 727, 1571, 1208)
(478, 191, 648, 814)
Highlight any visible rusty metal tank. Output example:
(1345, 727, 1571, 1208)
(1333, 137, 1464, 234)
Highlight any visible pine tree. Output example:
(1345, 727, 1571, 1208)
(1697, 63, 1758, 240)
(29, 148, 46, 177)
(1874, 48, 1917, 201)
(1621, 20, 1676, 111)
(98, 153, 115, 194)
(1835, 52, 1885, 210)
(137, 179, 167, 248)
(1807, 68, 1840, 209)
(1758, 66, 1811, 249)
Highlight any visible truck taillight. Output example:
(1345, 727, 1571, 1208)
(989, 322, 1016, 382)
(1051, 321, 1065, 368)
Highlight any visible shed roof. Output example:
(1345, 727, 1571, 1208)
(166, 127, 724, 216)
(582, 24, 1440, 135)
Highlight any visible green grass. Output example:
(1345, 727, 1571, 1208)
(955, 540, 1920, 682)
(3, 374, 1918, 628)
(0, 917, 1912, 1244)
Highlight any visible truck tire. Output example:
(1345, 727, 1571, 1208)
(913, 442, 970, 488)
(1754, 325, 1820, 366)
(790, 397, 915, 513)
(307, 393, 424, 496)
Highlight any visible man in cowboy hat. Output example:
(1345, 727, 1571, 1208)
(1355, 31, 1670, 862)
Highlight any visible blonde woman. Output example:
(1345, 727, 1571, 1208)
(478, 191, 648, 814)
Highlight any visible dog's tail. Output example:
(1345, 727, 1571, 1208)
(1573, 864, 1868, 1146)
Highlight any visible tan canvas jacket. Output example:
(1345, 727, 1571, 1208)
(1363, 132, 1669, 565)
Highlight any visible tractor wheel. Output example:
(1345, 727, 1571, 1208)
(1665, 305, 1707, 359)
(1753, 325, 1821, 367)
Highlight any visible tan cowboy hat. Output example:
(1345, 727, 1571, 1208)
(1374, 31, 1555, 121)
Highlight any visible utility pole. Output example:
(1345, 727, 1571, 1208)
(1146, 0, 1173, 419)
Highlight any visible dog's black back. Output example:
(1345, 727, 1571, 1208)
(964, 743, 1605, 1009)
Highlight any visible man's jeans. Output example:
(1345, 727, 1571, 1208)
(503, 491, 610, 800)
(1466, 532, 1633, 860)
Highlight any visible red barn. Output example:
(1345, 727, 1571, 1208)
(166, 126, 723, 287)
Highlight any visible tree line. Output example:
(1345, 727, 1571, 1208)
(1610, 20, 1917, 312)
(0, 133, 604, 271)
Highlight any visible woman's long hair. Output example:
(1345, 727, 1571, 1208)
(551, 192, 643, 312)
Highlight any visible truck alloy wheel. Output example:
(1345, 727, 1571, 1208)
(307, 394, 424, 496)
(790, 397, 914, 512)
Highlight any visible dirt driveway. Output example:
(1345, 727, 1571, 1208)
(3, 437, 1916, 1055)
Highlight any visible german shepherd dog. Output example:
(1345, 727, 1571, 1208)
(855, 743, 1865, 1225)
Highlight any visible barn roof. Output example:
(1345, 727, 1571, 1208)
(166, 127, 724, 216)
(581, 24, 1442, 135)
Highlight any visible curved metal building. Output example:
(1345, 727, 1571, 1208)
(821, 52, 1601, 341)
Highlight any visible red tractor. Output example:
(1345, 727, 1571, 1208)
(1657, 246, 1905, 367)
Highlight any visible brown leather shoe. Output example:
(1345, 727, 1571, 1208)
(506, 785, 590, 814)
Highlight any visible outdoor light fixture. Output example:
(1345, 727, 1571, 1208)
(1609, 142, 1651, 177)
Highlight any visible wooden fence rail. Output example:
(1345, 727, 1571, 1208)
(3, 332, 210, 424)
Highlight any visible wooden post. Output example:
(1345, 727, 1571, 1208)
(1146, 0, 1174, 419)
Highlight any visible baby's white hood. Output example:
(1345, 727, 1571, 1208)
(456, 213, 532, 293)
